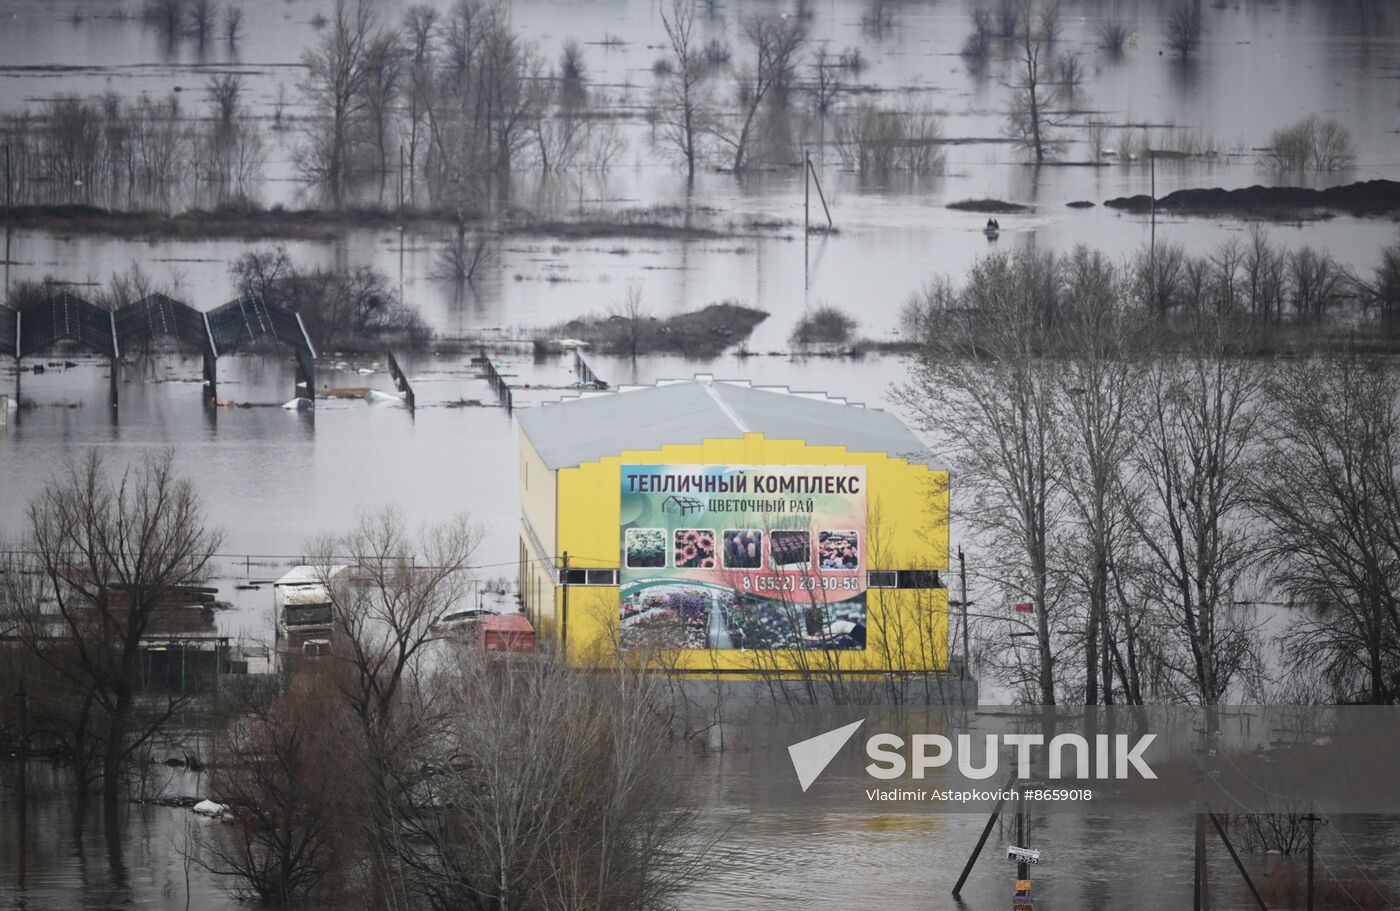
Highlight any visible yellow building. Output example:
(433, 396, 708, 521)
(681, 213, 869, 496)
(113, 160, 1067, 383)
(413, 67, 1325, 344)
(516, 376, 950, 677)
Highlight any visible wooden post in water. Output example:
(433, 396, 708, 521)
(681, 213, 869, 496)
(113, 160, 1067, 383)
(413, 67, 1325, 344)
(385, 347, 415, 411)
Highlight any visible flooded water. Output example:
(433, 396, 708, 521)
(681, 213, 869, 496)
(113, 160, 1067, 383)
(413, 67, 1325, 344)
(3, 349, 1394, 910)
(5, 758, 1400, 911)
(4, 0, 1400, 349)
(5, 0, 1400, 907)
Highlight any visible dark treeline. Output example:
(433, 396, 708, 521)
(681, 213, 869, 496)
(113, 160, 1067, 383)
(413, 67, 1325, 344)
(906, 229, 1400, 341)
(901, 240, 1400, 708)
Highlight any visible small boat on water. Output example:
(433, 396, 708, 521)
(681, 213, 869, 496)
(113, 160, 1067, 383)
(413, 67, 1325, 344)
(983, 223, 1001, 239)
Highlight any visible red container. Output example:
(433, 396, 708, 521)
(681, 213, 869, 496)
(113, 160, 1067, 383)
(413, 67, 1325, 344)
(477, 614, 536, 652)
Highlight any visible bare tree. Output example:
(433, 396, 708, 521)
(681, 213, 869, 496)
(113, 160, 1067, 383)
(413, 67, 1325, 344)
(1287, 246, 1350, 319)
(198, 676, 350, 905)
(361, 28, 407, 177)
(1130, 312, 1265, 708)
(1005, 0, 1065, 163)
(206, 73, 242, 125)
(1053, 247, 1145, 705)
(223, 4, 242, 43)
(309, 508, 482, 898)
(1098, 19, 1130, 54)
(808, 45, 841, 116)
(187, 0, 217, 43)
(143, 0, 187, 39)
(560, 38, 587, 84)
(962, 7, 994, 63)
(431, 220, 492, 284)
(1135, 241, 1187, 315)
(898, 249, 1065, 704)
(1256, 355, 1400, 703)
(656, 0, 709, 183)
(718, 13, 805, 172)
(1261, 116, 1356, 173)
(610, 283, 650, 359)
(13, 452, 222, 804)
(1366, 233, 1400, 324)
(401, 5, 437, 201)
(1242, 225, 1287, 321)
(1165, 4, 1203, 58)
(301, 0, 381, 204)
(834, 101, 945, 175)
(405, 655, 708, 911)
(230, 248, 419, 349)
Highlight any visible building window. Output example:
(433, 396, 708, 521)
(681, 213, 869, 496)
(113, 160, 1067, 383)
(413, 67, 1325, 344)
(868, 571, 897, 589)
(897, 570, 942, 589)
(558, 568, 619, 586)
(868, 570, 943, 589)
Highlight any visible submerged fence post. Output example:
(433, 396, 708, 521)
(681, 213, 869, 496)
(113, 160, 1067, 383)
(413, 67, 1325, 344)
(385, 346, 415, 411)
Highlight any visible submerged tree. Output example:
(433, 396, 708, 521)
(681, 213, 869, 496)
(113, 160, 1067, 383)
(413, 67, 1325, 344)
(199, 676, 351, 905)
(1165, 4, 1203, 58)
(308, 508, 483, 902)
(718, 13, 805, 172)
(1005, 0, 1066, 163)
(11, 452, 222, 804)
(405, 655, 708, 910)
(656, 0, 710, 183)
(300, 0, 382, 205)
(1261, 116, 1356, 173)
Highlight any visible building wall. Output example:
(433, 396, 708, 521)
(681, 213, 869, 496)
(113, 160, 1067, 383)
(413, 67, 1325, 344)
(522, 431, 950, 675)
(519, 428, 560, 635)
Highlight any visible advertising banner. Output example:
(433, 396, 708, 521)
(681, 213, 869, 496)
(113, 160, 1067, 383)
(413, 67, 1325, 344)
(620, 464, 867, 651)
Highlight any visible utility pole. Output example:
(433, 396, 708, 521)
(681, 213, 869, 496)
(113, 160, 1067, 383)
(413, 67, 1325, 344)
(1016, 791, 1026, 878)
(1147, 127, 1157, 312)
(804, 149, 811, 291)
(1193, 728, 1211, 911)
(1304, 812, 1321, 911)
(958, 547, 970, 680)
(560, 551, 570, 658)
(1195, 812, 1208, 910)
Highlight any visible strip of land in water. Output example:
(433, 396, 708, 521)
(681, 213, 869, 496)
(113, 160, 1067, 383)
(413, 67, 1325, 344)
(1104, 179, 1400, 217)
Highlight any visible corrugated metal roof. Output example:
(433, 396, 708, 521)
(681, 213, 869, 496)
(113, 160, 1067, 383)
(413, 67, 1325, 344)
(516, 376, 945, 470)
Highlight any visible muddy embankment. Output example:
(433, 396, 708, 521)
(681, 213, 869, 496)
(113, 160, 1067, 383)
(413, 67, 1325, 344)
(536, 303, 769, 358)
(1104, 179, 1400, 218)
